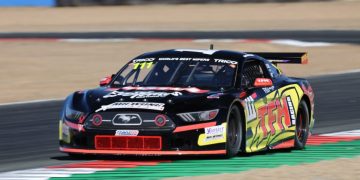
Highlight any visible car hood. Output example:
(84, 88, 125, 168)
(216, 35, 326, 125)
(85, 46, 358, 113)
(82, 87, 225, 113)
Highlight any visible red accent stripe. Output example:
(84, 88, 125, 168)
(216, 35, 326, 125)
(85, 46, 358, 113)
(173, 122, 217, 133)
(271, 139, 294, 149)
(307, 135, 360, 145)
(60, 147, 226, 155)
(64, 120, 85, 132)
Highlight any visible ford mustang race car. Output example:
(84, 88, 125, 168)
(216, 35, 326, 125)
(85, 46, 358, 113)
(59, 49, 315, 157)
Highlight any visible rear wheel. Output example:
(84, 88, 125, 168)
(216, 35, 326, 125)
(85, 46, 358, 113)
(226, 106, 243, 157)
(294, 100, 310, 149)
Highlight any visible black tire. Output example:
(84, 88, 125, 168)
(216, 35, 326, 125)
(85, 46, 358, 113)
(294, 100, 310, 149)
(226, 106, 243, 158)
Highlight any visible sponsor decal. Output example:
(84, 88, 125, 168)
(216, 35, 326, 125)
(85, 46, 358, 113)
(258, 96, 293, 138)
(132, 58, 155, 63)
(158, 57, 210, 62)
(115, 130, 139, 136)
(95, 102, 165, 112)
(286, 96, 296, 125)
(112, 114, 142, 125)
(205, 125, 225, 136)
(262, 86, 275, 94)
(245, 96, 257, 121)
(214, 59, 238, 65)
(198, 123, 227, 146)
(122, 86, 209, 93)
(103, 91, 182, 99)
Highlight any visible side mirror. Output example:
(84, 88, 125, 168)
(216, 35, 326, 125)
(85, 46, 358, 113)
(99, 76, 112, 87)
(253, 78, 273, 88)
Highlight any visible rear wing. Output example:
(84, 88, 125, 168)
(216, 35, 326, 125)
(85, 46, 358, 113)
(246, 52, 308, 65)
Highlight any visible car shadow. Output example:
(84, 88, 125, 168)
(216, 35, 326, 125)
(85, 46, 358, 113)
(51, 148, 294, 162)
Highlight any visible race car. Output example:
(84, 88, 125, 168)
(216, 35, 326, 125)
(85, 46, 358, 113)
(59, 49, 315, 157)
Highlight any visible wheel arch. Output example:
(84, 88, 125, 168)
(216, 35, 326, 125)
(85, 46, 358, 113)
(229, 100, 246, 152)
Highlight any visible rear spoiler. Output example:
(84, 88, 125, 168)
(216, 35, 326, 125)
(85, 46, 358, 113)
(246, 52, 308, 65)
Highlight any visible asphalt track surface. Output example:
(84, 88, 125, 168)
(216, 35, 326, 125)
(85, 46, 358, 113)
(0, 72, 359, 172)
(0, 30, 360, 44)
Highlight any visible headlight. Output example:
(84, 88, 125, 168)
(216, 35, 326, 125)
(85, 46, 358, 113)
(65, 106, 86, 123)
(177, 109, 219, 122)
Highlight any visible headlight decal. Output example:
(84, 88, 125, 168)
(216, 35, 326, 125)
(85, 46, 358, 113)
(177, 109, 219, 122)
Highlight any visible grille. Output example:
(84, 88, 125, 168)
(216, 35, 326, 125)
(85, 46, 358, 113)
(95, 135, 162, 151)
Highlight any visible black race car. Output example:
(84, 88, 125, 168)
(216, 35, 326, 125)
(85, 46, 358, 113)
(59, 49, 315, 157)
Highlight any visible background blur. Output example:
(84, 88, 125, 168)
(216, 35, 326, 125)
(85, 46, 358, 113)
(0, 0, 341, 7)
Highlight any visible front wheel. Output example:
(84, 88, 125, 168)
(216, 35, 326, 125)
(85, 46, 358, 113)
(294, 100, 310, 149)
(226, 106, 243, 158)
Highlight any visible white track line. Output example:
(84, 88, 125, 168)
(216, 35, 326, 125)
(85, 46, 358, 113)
(270, 39, 334, 47)
(0, 98, 63, 107)
(0, 168, 115, 180)
(320, 129, 360, 137)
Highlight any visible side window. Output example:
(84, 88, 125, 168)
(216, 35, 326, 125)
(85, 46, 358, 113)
(241, 60, 270, 88)
(265, 62, 280, 78)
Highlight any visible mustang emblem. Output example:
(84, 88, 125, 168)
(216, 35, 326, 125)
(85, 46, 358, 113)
(119, 115, 137, 123)
(112, 114, 142, 125)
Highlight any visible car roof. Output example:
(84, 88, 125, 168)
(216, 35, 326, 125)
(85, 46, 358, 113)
(132, 49, 252, 63)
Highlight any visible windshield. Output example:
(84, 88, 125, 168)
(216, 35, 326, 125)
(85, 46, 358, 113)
(111, 57, 238, 89)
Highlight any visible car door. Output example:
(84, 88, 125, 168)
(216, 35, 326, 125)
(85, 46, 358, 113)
(240, 59, 278, 152)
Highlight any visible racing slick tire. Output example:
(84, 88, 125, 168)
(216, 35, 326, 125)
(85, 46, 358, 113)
(294, 100, 310, 149)
(226, 106, 243, 158)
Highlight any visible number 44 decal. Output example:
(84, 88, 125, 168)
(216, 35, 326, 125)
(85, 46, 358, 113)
(258, 96, 296, 137)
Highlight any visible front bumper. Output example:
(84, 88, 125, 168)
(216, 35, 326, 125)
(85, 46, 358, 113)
(60, 119, 228, 155)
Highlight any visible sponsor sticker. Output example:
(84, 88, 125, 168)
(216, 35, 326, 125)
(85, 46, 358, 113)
(115, 130, 139, 136)
(103, 91, 182, 99)
(262, 86, 275, 94)
(245, 96, 257, 121)
(214, 59, 238, 65)
(198, 123, 227, 146)
(205, 125, 225, 136)
(95, 102, 165, 112)
(286, 96, 296, 125)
